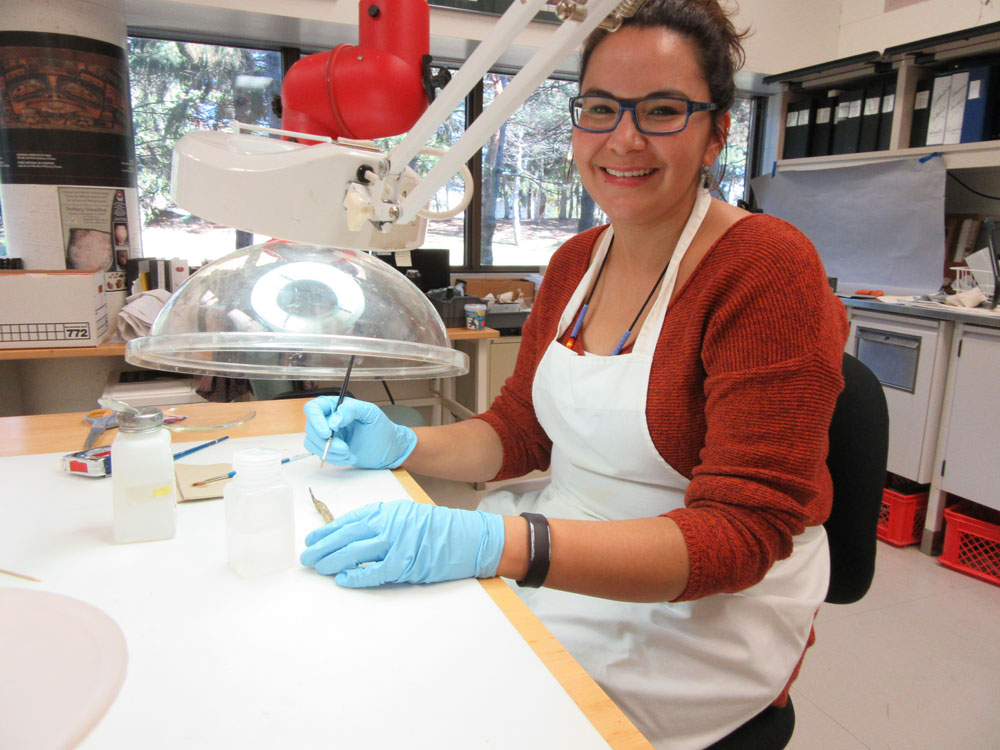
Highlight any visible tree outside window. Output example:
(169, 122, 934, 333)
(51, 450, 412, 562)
(127, 38, 282, 264)
(480, 74, 605, 268)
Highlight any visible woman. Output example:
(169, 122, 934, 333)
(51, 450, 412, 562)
(300, 1, 848, 746)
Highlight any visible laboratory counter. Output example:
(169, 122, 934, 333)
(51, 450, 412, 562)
(0, 398, 650, 749)
(840, 297, 1000, 329)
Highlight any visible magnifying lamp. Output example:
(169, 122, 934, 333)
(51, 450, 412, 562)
(126, 0, 645, 381)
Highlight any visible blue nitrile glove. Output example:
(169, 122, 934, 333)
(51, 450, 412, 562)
(299, 500, 505, 587)
(303, 397, 417, 470)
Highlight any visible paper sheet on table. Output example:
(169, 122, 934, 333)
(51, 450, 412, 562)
(174, 463, 232, 501)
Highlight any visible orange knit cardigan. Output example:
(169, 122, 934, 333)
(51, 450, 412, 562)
(474, 213, 849, 602)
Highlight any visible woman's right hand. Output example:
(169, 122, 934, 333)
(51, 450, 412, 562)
(303, 397, 417, 470)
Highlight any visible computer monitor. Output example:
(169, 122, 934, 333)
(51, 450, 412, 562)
(376, 248, 451, 292)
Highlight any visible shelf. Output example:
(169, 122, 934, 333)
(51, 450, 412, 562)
(0, 341, 128, 361)
(762, 51, 882, 87)
(774, 140, 1000, 172)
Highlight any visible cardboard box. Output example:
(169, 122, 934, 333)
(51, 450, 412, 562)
(0, 270, 109, 348)
(457, 277, 535, 307)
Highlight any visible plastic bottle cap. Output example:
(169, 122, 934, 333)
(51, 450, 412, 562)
(232, 447, 283, 480)
(117, 407, 165, 433)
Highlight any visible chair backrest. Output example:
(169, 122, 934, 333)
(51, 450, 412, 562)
(707, 354, 889, 750)
(823, 353, 890, 604)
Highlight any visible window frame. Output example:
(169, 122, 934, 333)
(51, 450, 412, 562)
(125, 31, 765, 272)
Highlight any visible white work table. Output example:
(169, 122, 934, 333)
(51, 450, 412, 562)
(0, 399, 649, 749)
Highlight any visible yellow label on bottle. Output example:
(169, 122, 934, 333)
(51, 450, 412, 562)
(125, 484, 174, 505)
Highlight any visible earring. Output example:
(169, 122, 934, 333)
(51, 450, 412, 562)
(701, 165, 714, 190)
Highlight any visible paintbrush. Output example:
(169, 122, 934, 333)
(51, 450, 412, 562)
(191, 452, 312, 487)
(0, 568, 41, 583)
(320, 354, 356, 468)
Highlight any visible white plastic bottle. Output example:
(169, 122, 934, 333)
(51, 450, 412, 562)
(224, 448, 295, 578)
(111, 407, 176, 543)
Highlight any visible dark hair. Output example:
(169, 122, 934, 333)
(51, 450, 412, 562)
(579, 0, 748, 129)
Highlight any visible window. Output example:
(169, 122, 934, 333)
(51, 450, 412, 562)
(715, 93, 758, 206)
(127, 37, 282, 265)
(375, 88, 467, 266)
(478, 74, 605, 268)
(125, 35, 761, 271)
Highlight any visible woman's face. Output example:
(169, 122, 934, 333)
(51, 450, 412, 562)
(573, 27, 728, 230)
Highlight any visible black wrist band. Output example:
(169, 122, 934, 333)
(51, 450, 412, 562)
(516, 512, 550, 588)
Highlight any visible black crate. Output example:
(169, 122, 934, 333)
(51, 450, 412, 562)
(428, 293, 484, 327)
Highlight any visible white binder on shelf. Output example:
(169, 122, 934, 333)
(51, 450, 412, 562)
(925, 73, 952, 146)
(943, 70, 970, 145)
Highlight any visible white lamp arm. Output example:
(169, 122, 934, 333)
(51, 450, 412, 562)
(168, 0, 644, 249)
(373, 0, 643, 225)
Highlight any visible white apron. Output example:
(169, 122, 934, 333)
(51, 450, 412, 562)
(478, 189, 830, 750)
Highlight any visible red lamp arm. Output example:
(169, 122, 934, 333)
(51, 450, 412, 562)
(280, 0, 430, 140)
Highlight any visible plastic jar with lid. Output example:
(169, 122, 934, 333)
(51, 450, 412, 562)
(111, 407, 176, 543)
(223, 448, 295, 578)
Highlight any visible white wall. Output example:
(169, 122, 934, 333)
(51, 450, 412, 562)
(734, 0, 842, 76)
(839, 0, 1000, 56)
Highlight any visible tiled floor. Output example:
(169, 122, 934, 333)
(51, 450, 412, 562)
(413, 474, 1000, 750)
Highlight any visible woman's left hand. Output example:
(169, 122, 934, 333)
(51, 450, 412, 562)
(300, 500, 505, 587)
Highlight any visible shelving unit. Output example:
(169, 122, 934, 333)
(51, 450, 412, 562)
(766, 21, 1000, 173)
(774, 138, 1000, 172)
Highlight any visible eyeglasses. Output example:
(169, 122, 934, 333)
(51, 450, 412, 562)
(569, 95, 718, 135)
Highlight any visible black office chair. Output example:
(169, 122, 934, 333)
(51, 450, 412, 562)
(707, 353, 890, 750)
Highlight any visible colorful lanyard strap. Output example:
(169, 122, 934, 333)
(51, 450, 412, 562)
(565, 238, 672, 355)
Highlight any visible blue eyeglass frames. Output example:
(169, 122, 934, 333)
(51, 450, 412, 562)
(569, 94, 718, 135)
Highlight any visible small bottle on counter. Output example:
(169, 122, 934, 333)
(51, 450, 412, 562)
(111, 407, 176, 543)
(224, 448, 295, 578)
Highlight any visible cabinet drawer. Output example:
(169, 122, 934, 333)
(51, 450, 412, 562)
(856, 327, 921, 392)
(847, 311, 951, 484)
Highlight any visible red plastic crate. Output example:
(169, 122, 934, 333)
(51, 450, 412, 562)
(939, 501, 1000, 587)
(877, 488, 928, 547)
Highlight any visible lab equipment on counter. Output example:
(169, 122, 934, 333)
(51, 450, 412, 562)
(224, 448, 295, 578)
(125, 241, 467, 381)
(168, 0, 639, 252)
(110, 405, 176, 544)
(123, 0, 637, 383)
